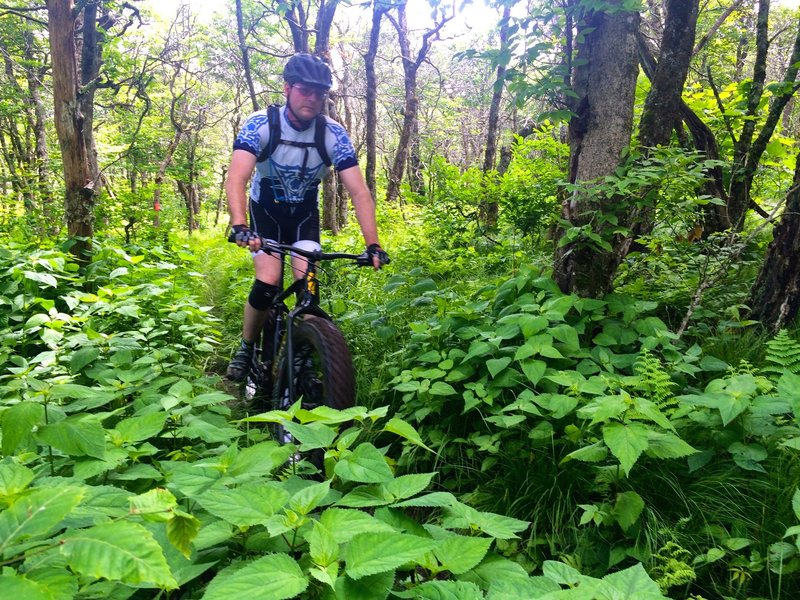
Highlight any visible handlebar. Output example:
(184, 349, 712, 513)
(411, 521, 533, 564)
(227, 232, 384, 267)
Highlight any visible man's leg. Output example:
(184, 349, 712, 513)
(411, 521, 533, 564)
(226, 252, 282, 381)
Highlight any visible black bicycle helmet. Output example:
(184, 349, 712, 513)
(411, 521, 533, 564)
(283, 53, 333, 90)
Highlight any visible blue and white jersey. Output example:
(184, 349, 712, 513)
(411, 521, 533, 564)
(233, 105, 358, 205)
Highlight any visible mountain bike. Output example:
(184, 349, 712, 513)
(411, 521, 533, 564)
(230, 236, 381, 450)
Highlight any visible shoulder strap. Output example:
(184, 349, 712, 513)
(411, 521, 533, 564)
(315, 114, 332, 167)
(256, 104, 332, 167)
(256, 104, 282, 163)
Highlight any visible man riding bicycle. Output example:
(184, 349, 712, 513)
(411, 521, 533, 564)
(226, 52, 388, 382)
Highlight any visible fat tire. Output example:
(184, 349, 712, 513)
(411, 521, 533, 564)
(272, 315, 356, 411)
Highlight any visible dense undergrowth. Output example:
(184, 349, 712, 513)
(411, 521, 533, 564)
(2, 185, 800, 598)
(0, 233, 671, 599)
(189, 197, 800, 600)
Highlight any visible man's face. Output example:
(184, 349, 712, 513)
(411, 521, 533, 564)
(285, 82, 327, 123)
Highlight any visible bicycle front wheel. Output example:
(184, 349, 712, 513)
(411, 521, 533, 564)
(273, 315, 356, 412)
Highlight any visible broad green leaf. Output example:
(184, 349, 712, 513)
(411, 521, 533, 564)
(202, 553, 308, 599)
(613, 491, 644, 531)
(290, 480, 331, 515)
(332, 571, 394, 600)
(716, 392, 751, 426)
(336, 486, 392, 508)
(70, 347, 101, 373)
(598, 563, 664, 599)
(794, 488, 800, 520)
(0, 573, 53, 600)
(1, 401, 43, 455)
(645, 431, 697, 460)
(487, 357, 512, 378)
(115, 413, 168, 443)
(385, 472, 435, 501)
(36, 417, 106, 459)
(578, 395, 627, 425)
(458, 553, 531, 590)
(61, 520, 176, 589)
(319, 508, 395, 543)
(228, 441, 294, 478)
(392, 491, 458, 508)
(345, 532, 437, 579)
(307, 521, 339, 567)
(486, 577, 560, 599)
(176, 417, 243, 444)
(430, 381, 457, 396)
(0, 485, 84, 553)
(24, 270, 58, 287)
(283, 421, 336, 449)
(433, 534, 492, 575)
(335, 444, 394, 483)
(399, 580, 484, 599)
(550, 324, 580, 352)
(309, 564, 338, 589)
(561, 441, 609, 464)
(193, 483, 290, 527)
(519, 314, 548, 337)
(167, 509, 201, 558)
(443, 504, 529, 539)
(463, 341, 493, 362)
(383, 417, 432, 451)
(542, 560, 582, 585)
(778, 371, 800, 417)
(129, 488, 177, 522)
(161, 461, 222, 497)
(0, 463, 35, 500)
(519, 359, 546, 385)
(602, 422, 650, 475)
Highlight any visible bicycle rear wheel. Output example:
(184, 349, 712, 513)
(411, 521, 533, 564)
(272, 315, 356, 412)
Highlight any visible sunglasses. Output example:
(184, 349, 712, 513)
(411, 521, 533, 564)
(292, 84, 328, 100)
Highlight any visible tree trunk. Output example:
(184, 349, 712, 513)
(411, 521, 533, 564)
(236, 0, 259, 111)
(47, 0, 94, 260)
(553, 3, 640, 296)
(385, 3, 448, 203)
(479, 3, 512, 227)
(312, 1, 343, 233)
(78, 1, 102, 189)
(638, 0, 698, 149)
(26, 30, 52, 220)
(748, 149, 800, 331)
(364, 3, 385, 200)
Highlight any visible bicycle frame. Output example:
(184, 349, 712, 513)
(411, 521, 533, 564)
(257, 239, 369, 408)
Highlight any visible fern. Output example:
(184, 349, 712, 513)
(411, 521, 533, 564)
(632, 351, 677, 411)
(650, 541, 697, 593)
(764, 329, 800, 376)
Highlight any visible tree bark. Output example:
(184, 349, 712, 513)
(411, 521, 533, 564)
(236, 0, 259, 111)
(312, 1, 343, 232)
(553, 3, 640, 296)
(749, 149, 800, 331)
(479, 3, 512, 226)
(385, 3, 449, 204)
(638, 0, 698, 149)
(364, 2, 385, 200)
(78, 1, 101, 188)
(47, 0, 94, 260)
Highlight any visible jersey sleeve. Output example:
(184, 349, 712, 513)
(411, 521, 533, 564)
(233, 111, 270, 156)
(325, 121, 358, 171)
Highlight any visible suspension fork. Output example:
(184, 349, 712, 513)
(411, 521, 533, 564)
(283, 260, 321, 406)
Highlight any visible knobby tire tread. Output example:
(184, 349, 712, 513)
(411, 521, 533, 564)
(273, 315, 356, 411)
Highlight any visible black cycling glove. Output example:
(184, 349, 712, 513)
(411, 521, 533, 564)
(229, 224, 258, 244)
(366, 243, 390, 265)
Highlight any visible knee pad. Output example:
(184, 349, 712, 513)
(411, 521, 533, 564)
(248, 280, 279, 311)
